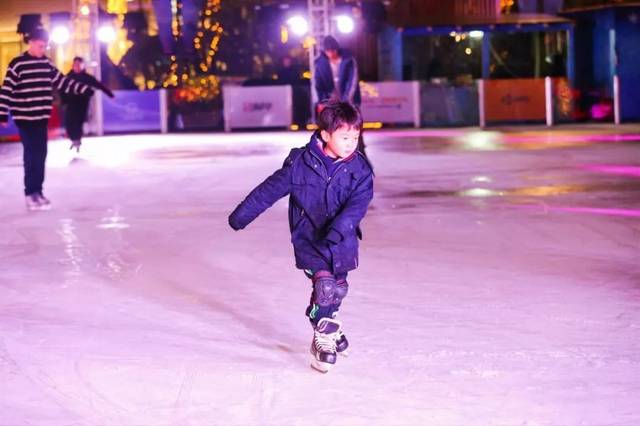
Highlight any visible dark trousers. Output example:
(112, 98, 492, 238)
(65, 100, 89, 141)
(305, 270, 348, 326)
(17, 121, 48, 196)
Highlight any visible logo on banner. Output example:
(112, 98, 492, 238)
(501, 94, 530, 106)
(243, 102, 273, 112)
(363, 97, 406, 109)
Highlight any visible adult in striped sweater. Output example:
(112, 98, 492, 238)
(0, 28, 92, 211)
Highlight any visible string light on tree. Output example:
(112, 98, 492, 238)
(165, 0, 185, 87)
(195, 0, 223, 73)
(164, 0, 223, 101)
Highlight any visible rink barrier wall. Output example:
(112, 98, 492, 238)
(90, 78, 624, 134)
(614, 75, 620, 125)
(101, 90, 165, 134)
(1, 76, 632, 142)
(360, 81, 421, 128)
(478, 77, 606, 127)
(222, 85, 293, 131)
(545, 77, 554, 127)
(478, 80, 485, 128)
(422, 83, 479, 127)
(481, 79, 547, 126)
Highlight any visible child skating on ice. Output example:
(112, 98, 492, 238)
(228, 100, 374, 372)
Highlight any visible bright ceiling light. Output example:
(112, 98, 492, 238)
(286, 16, 308, 36)
(97, 25, 116, 43)
(51, 26, 70, 44)
(336, 15, 354, 34)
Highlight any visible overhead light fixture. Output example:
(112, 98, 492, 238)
(97, 25, 116, 43)
(286, 15, 308, 36)
(51, 26, 70, 44)
(336, 15, 355, 34)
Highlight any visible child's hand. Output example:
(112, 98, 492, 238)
(228, 214, 242, 231)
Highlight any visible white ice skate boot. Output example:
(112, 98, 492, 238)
(36, 193, 52, 210)
(335, 328, 349, 357)
(331, 314, 349, 356)
(310, 317, 341, 373)
(25, 194, 47, 211)
(70, 140, 81, 152)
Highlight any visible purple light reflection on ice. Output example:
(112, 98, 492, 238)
(503, 134, 640, 144)
(371, 129, 468, 138)
(515, 204, 640, 218)
(549, 206, 640, 217)
(580, 164, 640, 178)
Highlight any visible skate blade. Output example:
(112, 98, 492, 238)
(310, 357, 332, 373)
(337, 348, 350, 357)
(27, 205, 51, 212)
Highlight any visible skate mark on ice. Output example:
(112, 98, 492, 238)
(147, 276, 303, 364)
(170, 365, 196, 423)
(0, 340, 97, 422)
(142, 147, 277, 162)
(71, 358, 134, 420)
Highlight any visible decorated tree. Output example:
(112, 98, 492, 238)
(164, 0, 223, 103)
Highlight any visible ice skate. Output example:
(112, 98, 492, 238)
(310, 317, 341, 373)
(70, 140, 81, 152)
(36, 193, 52, 210)
(25, 194, 47, 211)
(329, 313, 349, 356)
(335, 328, 349, 356)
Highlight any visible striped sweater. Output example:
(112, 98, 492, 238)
(0, 52, 92, 124)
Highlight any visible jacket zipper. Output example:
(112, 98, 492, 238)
(309, 150, 345, 215)
(309, 149, 345, 185)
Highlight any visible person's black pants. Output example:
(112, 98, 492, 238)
(65, 100, 89, 141)
(17, 121, 49, 196)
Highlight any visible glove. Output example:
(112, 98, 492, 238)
(228, 213, 242, 231)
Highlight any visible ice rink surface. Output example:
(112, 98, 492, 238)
(1, 127, 639, 425)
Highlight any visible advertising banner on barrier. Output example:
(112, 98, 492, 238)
(484, 79, 546, 122)
(223, 85, 292, 131)
(102, 90, 162, 133)
(421, 83, 479, 127)
(360, 81, 420, 127)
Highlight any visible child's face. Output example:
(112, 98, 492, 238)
(321, 125, 360, 159)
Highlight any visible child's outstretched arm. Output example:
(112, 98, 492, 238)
(324, 172, 374, 243)
(228, 150, 299, 230)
